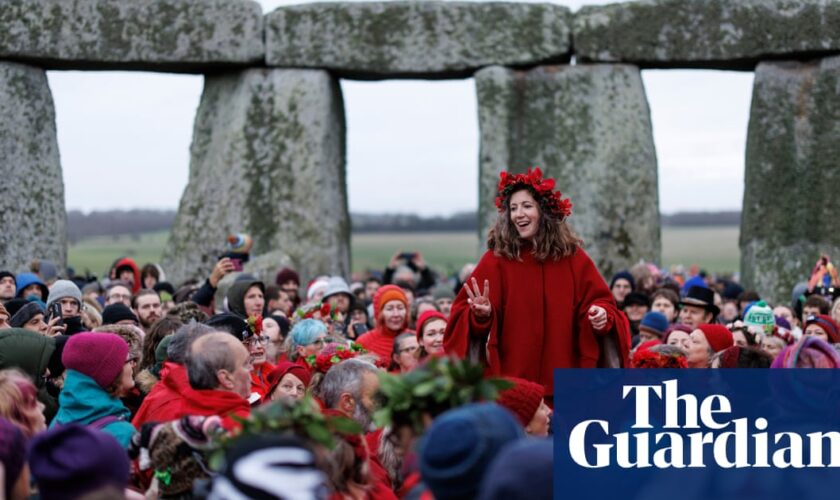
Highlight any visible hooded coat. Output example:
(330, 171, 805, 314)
(226, 280, 265, 319)
(112, 257, 141, 294)
(0, 328, 58, 421)
(14, 273, 48, 300)
(51, 369, 136, 448)
(444, 247, 631, 400)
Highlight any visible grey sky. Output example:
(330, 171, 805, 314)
(49, 0, 753, 217)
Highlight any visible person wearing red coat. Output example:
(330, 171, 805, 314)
(357, 285, 410, 365)
(445, 168, 631, 402)
(132, 360, 250, 432)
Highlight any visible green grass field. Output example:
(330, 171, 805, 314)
(68, 226, 741, 279)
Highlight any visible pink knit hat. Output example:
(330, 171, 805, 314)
(62, 332, 129, 389)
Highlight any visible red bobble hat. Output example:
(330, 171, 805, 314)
(62, 332, 129, 389)
(496, 377, 545, 427)
(697, 324, 734, 353)
(415, 310, 447, 341)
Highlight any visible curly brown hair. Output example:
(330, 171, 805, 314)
(487, 186, 582, 262)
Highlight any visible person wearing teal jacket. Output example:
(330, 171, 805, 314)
(51, 332, 137, 448)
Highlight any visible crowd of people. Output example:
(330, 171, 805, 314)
(1, 167, 838, 499)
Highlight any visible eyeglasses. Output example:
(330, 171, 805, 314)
(244, 336, 269, 346)
(398, 345, 419, 354)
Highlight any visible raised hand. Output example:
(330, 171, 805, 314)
(210, 257, 236, 287)
(588, 305, 607, 331)
(465, 277, 492, 319)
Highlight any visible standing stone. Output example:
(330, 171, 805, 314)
(0, 0, 264, 72)
(266, 2, 572, 79)
(162, 69, 349, 285)
(741, 57, 840, 303)
(574, 0, 840, 70)
(0, 62, 66, 273)
(475, 65, 660, 278)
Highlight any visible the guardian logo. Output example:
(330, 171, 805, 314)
(568, 379, 840, 469)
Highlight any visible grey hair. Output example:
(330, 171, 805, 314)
(186, 331, 236, 390)
(167, 321, 213, 364)
(319, 358, 378, 409)
(648, 344, 686, 358)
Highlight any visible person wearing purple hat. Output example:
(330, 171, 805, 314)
(28, 424, 130, 500)
(771, 335, 840, 368)
(0, 417, 29, 500)
(51, 332, 137, 448)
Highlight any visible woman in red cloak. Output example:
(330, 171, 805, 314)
(444, 168, 631, 402)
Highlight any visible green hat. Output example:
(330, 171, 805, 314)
(744, 300, 775, 335)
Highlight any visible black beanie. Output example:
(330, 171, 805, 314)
(102, 303, 138, 325)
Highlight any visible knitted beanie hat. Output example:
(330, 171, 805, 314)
(209, 434, 328, 499)
(743, 300, 775, 335)
(639, 311, 669, 338)
(46, 280, 82, 310)
(373, 285, 409, 319)
(62, 332, 129, 389)
(415, 310, 447, 341)
(697, 324, 734, 353)
(0, 417, 26, 500)
(610, 271, 635, 291)
(805, 314, 840, 343)
(477, 439, 553, 500)
(496, 377, 544, 427)
(101, 303, 138, 326)
(275, 267, 300, 287)
(420, 403, 524, 500)
(9, 302, 44, 328)
(29, 424, 129, 500)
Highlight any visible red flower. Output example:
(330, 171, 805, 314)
(319, 302, 332, 318)
(495, 167, 573, 218)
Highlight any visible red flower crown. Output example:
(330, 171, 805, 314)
(306, 343, 368, 374)
(495, 167, 572, 218)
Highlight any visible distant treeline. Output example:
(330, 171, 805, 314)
(66, 209, 741, 241)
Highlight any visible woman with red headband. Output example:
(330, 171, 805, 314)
(445, 168, 632, 403)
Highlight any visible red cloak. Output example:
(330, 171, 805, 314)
(444, 247, 631, 398)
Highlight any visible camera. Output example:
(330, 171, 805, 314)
(399, 252, 417, 261)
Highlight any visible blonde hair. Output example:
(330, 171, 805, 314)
(487, 186, 582, 262)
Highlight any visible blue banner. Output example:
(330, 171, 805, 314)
(554, 369, 840, 500)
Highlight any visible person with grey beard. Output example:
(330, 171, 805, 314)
(319, 358, 380, 431)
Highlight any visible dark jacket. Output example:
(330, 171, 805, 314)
(0, 328, 58, 422)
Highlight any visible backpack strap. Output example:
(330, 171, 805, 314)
(88, 415, 122, 430)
